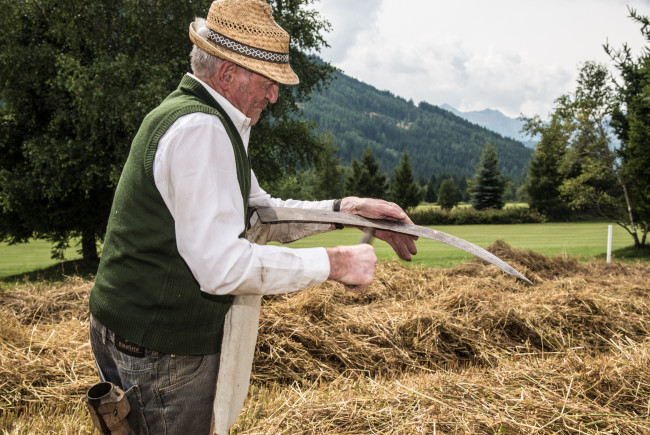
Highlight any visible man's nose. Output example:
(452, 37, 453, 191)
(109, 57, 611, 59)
(267, 83, 279, 104)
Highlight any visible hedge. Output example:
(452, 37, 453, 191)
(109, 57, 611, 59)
(409, 206, 546, 226)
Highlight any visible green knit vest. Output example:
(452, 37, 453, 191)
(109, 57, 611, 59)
(89, 75, 251, 355)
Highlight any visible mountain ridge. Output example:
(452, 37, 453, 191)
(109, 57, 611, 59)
(301, 71, 533, 180)
(440, 104, 536, 148)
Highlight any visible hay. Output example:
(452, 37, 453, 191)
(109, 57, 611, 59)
(239, 340, 650, 433)
(1, 242, 650, 433)
(253, 243, 650, 383)
(0, 277, 96, 433)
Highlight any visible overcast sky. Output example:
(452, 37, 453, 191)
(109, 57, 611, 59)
(310, 0, 650, 118)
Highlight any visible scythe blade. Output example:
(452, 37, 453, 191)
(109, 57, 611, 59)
(255, 206, 532, 285)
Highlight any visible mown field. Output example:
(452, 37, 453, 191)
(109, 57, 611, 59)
(1, 240, 649, 433)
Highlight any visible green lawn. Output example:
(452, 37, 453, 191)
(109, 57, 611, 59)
(274, 222, 635, 268)
(0, 239, 82, 280)
(0, 222, 640, 280)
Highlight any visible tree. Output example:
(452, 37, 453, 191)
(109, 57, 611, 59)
(251, 1, 336, 187)
(605, 7, 650, 246)
(527, 56, 648, 247)
(389, 151, 423, 211)
(557, 61, 646, 247)
(0, 0, 335, 260)
(424, 173, 438, 203)
(457, 175, 471, 202)
(437, 178, 461, 211)
(521, 113, 573, 220)
(518, 10, 650, 247)
(469, 143, 507, 210)
(344, 147, 389, 199)
(265, 169, 317, 201)
(313, 135, 344, 200)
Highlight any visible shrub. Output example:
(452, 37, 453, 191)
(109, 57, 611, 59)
(410, 206, 545, 226)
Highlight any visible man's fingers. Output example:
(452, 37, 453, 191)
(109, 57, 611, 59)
(326, 244, 377, 289)
(375, 229, 418, 261)
(392, 242, 412, 261)
(405, 234, 418, 254)
(394, 238, 416, 261)
(340, 197, 418, 261)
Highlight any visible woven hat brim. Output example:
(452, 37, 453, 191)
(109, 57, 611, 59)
(189, 22, 299, 85)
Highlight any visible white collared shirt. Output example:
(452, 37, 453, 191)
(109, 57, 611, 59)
(153, 73, 332, 296)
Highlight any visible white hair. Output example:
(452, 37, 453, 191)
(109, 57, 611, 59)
(190, 18, 224, 77)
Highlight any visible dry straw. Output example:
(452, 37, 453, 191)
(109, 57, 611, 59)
(1, 241, 650, 433)
(0, 277, 96, 433)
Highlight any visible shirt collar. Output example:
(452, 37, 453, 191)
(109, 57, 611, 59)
(187, 73, 252, 144)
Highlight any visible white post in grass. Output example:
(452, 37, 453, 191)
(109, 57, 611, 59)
(607, 224, 613, 264)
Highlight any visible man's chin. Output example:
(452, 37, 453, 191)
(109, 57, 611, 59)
(250, 110, 266, 125)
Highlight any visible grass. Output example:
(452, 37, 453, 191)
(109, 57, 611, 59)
(0, 222, 644, 281)
(274, 221, 639, 268)
(0, 239, 82, 281)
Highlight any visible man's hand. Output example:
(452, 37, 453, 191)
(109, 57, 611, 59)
(325, 244, 377, 292)
(339, 197, 418, 261)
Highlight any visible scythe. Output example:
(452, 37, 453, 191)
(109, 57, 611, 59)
(211, 207, 531, 434)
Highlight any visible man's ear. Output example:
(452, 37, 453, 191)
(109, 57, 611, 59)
(216, 61, 238, 88)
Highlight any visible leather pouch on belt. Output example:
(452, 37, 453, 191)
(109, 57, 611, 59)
(85, 381, 133, 435)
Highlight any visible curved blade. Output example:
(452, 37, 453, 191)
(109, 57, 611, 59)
(255, 207, 532, 284)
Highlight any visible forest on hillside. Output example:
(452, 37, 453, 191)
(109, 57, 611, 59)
(301, 70, 533, 180)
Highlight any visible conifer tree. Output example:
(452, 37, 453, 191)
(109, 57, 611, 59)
(344, 147, 388, 199)
(437, 178, 461, 211)
(521, 114, 572, 219)
(389, 151, 423, 211)
(424, 173, 438, 203)
(469, 144, 507, 210)
(344, 160, 361, 197)
(313, 138, 344, 199)
(457, 175, 471, 202)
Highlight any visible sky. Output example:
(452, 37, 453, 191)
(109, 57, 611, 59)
(310, 0, 650, 118)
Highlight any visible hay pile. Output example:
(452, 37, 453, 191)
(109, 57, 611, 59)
(245, 242, 650, 433)
(253, 241, 650, 383)
(0, 277, 96, 433)
(1, 242, 649, 433)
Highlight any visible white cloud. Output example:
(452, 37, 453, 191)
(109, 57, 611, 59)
(313, 0, 650, 118)
(316, 0, 385, 63)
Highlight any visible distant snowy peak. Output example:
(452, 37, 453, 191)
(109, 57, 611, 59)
(440, 104, 536, 148)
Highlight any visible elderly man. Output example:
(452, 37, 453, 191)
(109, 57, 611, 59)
(88, 0, 417, 433)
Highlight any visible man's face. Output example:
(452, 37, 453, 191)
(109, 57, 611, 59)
(229, 67, 279, 125)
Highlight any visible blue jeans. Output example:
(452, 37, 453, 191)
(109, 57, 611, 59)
(89, 316, 221, 434)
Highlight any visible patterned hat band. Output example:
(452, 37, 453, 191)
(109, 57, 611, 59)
(205, 29, 289, 64)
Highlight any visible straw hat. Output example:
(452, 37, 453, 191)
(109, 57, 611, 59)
(189, 0, 299, 85)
